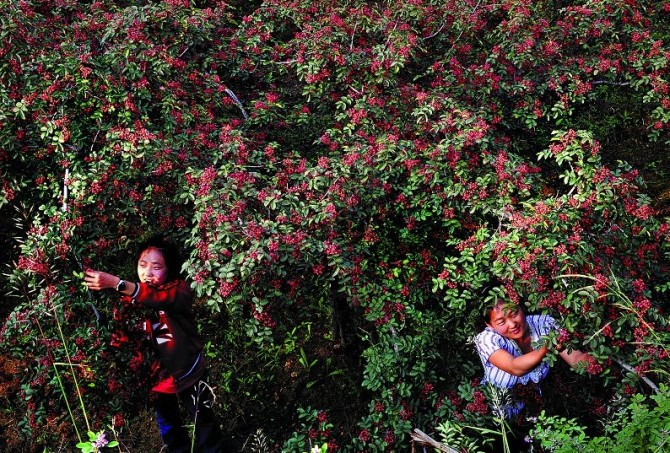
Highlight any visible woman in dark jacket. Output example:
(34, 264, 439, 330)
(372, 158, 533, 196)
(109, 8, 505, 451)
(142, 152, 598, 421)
(84, 236, 224, 452)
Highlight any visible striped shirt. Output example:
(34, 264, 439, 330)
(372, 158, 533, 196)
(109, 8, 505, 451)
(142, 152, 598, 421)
(475, 314, 557, 389)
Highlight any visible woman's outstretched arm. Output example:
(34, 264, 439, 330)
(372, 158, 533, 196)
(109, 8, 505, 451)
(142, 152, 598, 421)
(84, 269, 137, 296)
(487, 345, 549, 377)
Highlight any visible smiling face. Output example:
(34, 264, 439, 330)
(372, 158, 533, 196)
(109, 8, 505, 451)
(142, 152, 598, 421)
(136, 247, 169, 286)
(486, 303, 527, 341)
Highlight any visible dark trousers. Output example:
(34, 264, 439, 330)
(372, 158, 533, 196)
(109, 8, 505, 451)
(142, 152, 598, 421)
(154, 380, 225, 453)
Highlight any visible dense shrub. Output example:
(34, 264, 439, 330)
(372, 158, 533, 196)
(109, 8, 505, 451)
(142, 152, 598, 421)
(1, 0, 670, 451)
(530, 385, 670, 452)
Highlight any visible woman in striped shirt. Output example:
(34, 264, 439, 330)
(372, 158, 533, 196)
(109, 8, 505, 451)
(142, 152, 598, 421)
(475, 301, 590, 417)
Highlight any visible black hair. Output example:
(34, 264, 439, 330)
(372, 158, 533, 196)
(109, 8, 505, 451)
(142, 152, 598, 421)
(481, 303, 527, 331)
(481, 300, 505, 329)
(478, 277, 517, 329)
(136, 234, 183, 282)
(479, 303, 497, 330)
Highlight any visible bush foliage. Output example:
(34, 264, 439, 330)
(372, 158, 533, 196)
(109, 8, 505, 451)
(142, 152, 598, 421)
(2, 0, 670, 450)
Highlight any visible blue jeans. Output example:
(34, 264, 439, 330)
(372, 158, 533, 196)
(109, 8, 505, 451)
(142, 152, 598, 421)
(155, 380, 226, 452)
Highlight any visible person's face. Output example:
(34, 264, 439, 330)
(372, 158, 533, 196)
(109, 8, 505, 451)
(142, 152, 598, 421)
(486, 303, 527, 340)
(137, 247, 168, 286)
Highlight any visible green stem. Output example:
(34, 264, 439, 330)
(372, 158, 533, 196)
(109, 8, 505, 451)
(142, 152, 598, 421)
(653, 431, 670, 453)
(110, 424, 123, 452)
(585, 320, 615, 344)
(53, 362, 83, 442)
(53, 304, 91, 432)
(53, 362, 85, 367)
(35, 318, 83, 443)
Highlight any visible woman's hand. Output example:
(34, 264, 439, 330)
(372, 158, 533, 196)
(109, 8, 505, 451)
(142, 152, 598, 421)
(84, 270, 121, 291)
(559, 348, 591, 367)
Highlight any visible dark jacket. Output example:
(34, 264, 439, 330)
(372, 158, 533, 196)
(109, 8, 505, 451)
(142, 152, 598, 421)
(130, 280, 205, 393)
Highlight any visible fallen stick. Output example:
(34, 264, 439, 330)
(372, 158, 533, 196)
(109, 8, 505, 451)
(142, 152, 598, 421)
(410, 428, 460, 453)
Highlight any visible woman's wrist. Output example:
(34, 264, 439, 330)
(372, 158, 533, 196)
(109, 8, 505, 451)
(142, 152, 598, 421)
(114, 278, 126, 292)
(119, 281, 139, 298)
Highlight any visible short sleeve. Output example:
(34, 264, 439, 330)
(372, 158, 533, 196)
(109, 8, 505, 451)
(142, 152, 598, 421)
(534, 314, 557, 337)
(475, 329, 504, 363)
